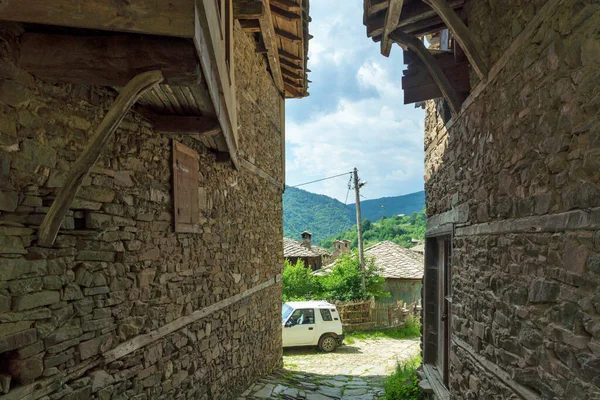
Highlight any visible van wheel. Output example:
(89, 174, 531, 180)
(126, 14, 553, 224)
(318, 334, 337, 352)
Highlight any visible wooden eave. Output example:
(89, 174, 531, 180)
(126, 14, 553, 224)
(235, 0, 311, 98)
(0, 1, 241, 167)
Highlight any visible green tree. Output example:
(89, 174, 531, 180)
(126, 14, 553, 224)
(282, 259, 320, 301)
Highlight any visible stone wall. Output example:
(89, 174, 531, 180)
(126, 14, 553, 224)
(0, 21, 285, 399)
(424, 0, 600, 398)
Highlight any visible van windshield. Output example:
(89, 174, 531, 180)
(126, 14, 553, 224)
(282, 304, 293, 323)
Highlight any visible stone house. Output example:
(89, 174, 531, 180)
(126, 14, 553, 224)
(0, 1, 310, 399)
(283, 232, 330, 271)
(362, 0, 599, 399)
(331, 239, 351, 259)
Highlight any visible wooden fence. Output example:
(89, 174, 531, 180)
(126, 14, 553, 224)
(336, 299, 417, 330)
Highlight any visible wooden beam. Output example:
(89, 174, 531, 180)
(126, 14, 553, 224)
(233, 0, 264, 19)
(423, 0, 488, 80)
(259, 0, 284, 93)
(0, 0, 194, 38)
(389, 29, 461, 115)
(19, 33, 199, 87)
(275, 27, 302, 42)
(150, 115, 221, 136)
(279, 49, 303, 64)
(270, 0, 300, 11)
(240, 19, 261, 32)
(37, 71, 163, 247)
(283, 77, 302, 88)
(368, 0, 389, 17)
(381, 0, 405, 57)
(270, 4, 300, 20)
(367, 0, 463, 38)
(281, 67, 303, 81)
(284, 83, 305, 98)
(280, 58, 303, 70)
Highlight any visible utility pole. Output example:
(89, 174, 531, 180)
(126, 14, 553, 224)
(353, 167, 366, 291)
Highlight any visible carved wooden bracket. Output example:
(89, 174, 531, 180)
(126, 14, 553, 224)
(389, 29, 461, 115)
(37, 70, 164, 247)
(423, 0, 489, 80)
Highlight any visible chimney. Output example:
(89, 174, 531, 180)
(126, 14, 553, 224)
(301, 231, 312, 249)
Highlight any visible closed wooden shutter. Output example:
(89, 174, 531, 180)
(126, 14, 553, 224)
(173, 140, 200, 233)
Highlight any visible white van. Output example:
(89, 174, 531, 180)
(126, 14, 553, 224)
(282, 301, 345, 352)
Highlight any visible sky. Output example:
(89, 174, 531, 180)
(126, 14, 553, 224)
(285, 0, 425, 203)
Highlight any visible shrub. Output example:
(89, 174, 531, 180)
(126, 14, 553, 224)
(384, 355, 424, 400)
(282, 259, 320, 301)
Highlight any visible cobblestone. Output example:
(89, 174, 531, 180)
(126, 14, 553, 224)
(240, 338, 419, 399)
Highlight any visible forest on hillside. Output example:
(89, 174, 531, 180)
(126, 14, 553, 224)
(321, 209, 426, 250)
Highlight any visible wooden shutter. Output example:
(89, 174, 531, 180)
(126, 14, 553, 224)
(172, 140, 200, 233)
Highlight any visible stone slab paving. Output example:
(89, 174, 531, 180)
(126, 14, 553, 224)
(239, 338, 419, 400)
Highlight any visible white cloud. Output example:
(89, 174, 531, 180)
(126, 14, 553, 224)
(285, 0, 425, 202)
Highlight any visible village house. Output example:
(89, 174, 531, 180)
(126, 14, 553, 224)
(283, 232, 331, 270)
(0, 1, 310, 399)
(362, 0, 599, 399)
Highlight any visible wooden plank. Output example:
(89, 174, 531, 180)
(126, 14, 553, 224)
(270, 4, 300, 20)
(368, 0, 389, 17)
(279, 49, 303, 64)
(259, 0, 284, 93)
(173, 140, 200, 233)
(284, 83, 304, 98)
(283, 77, 302, 88)
(281, 67, 304, 81)
(240, 19, 261, 32)
(389, 29, 461, 115)
(19, 33, 200, 87)
(233, 0, 264, 19)
(271, 0, 300, 11)
(275, 27, 302, 42)
(424, 0, 488, 80)
(150, 115, 221, 136)
(381, 0, 405, 57)
(37, 71, 164, 247)
(0, 0, 194, 37)
(280, 58, 303, 70)
(367, 0, 463, 38)
(194, 2, 240, 168)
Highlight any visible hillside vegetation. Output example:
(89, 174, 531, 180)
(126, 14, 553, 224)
(283, 186, 425, 244)
(321, 209, 426, 250)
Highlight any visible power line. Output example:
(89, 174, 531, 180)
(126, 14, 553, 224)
(289, 171, 353, 188)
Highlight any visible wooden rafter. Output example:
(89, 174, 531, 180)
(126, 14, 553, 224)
(279, 49, 302, 64)
(259, 0, 284, 93)
(150, 115, 221, 136)
(233, 0, 264, 19)
(281, 67, 303, 81)
(423, 0, 488, 80)
(381, 0, 404, 57)
(270, 4, 300, 20)
(37, 71, 164, 247)
(280, 58, 302, 70)
(271, 0, 300, 11)
(275, 27, 302, 42)
(389, 29, 460, 115)
(240, 19, 261, 32)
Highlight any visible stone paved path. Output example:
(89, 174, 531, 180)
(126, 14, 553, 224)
(239, 338, 419, 399)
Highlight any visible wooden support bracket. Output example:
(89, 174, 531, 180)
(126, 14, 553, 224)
(381, 0, 405, 57)
(389, 29, 461, 115)
(259, 0, 284, 93)
(423, 0, 488, 80)
(150, 115, 221, 136)
(37, 71, 164, 247)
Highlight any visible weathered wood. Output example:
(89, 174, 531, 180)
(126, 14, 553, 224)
(389, 29, 461, 114)
(368, 0, 389, 17)
(173, 141, 200, 233)
(150, 115, 221, 136)
(279, 49, 303, 64)
(241, 159, 284, 190)
(424, 0, 488, 80)
(275, 27, 302, 42)
(19, 33, 199, 87)
(381, 0, 405, 57)
(281, 67, 304, 81)
(283, 77, 302, 88)
(233, 0, 264, 19)
(270, 4, 300, 20)
(270, 0, 300, 11)
(0, 0, 194, 37)
(367, 0, 463, 38)
(280, 58, 303, 70)
(37, 71, 164, 247)
(259, 0, 284, 93)
(194, 2, 240, 167)
(240, 19, 261, 32)
(284, 82, 304, 98)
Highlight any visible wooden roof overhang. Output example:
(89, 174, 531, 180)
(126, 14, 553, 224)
(363, 0, 489, 116)
(0, 0, 311, 164)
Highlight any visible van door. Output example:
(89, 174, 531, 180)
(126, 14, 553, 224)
(283, 308, 317, 346)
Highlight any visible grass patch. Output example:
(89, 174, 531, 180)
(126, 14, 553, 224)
(383, 355, 424, 400)
(346, 314, 421, 341)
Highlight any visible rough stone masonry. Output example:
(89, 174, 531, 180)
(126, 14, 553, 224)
(424, 0, 600, 398)
(0, 21, 285, 399)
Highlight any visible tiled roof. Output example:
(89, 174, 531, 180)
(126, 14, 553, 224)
(314, 241, 423, 280)
(410, 243, 425, 253)
(283, 238, 329, 258)
(365, 241, 423, 280)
